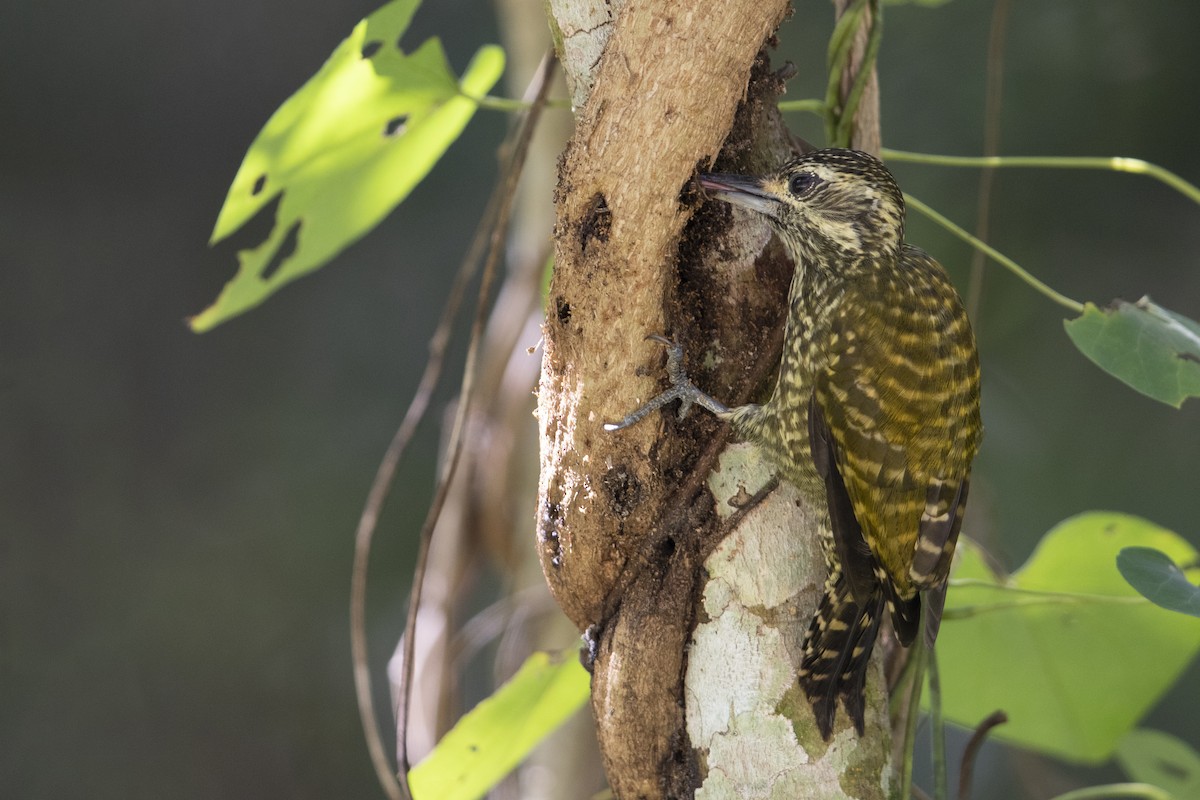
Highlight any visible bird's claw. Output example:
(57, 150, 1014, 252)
(605, 335, 726, 432)
(675, 394, 695, 421)
(643, 334, 692, 393)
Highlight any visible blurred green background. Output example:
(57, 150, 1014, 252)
(2, 1, 1197, 798)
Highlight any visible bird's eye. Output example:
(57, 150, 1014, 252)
(788, 172, 821, 196)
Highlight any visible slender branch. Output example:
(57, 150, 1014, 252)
(965, 0, 1012, 324)
(928, 647, 947, 800)
(899, 616, 930, 800)
(888, 636, 920, 719)
(883, 149, 1200, 206)
(942, 577, 1149, 619)
(941, 596, 1144, 621)
(904, 192, 1084, 314)
(453, 585, 558, 667)
(777, 99, 829, 117)
(350, 123, 505, 800)
(395, 52, 556, 790)
(462, 92, 572, 112)
(948, 579, 1143, 599)
(948, 578, 1150, 604)
(714, 476, 780, 543)
(958, 711, 1007, 800)
(1046, 784, 1174, 800)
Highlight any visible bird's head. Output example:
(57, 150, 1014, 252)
(700, 149, 906, 267)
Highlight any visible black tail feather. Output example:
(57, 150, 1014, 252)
(798, 576, 887, 738)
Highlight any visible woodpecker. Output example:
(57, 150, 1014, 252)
(606, 148, 982, 738)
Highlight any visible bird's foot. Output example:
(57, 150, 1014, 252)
(604, 335, 729, 432)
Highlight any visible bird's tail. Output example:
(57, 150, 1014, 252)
(797, 575, 886, 738)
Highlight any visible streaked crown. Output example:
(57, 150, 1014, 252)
(702, 149, 907, 267)
(770, 149, 906, 262)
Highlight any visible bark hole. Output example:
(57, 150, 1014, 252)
(603, 465, 643, 522)
(579, 192, 612, 253)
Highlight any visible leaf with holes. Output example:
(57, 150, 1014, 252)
(1116, 728, 1200, 798)
(1118, 547, 1200, 618)
(408, 651, 590, 800)
(936, 513, 1200, 763)
(193, 0, 505, 331)
(1064, 298, 1200, 408)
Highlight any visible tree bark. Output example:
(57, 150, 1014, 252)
(538, 2, 894, 797)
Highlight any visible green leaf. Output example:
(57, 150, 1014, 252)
(1116, 729, 1200, 798)
(409, 651, 590, 800)
(937, 512, 1200, 763)
(1118, 547, 1200, 618)
(1064, 298, 1200, 408)
(193, 0, 505, 331)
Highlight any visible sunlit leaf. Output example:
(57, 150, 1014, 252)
(1064, 298, 1200, 408)
(1118, 547, 1200, 618)
(409, 651, 590, 800)
(1116, 728, 1200, 798)
(937, 512, 1200, 763)
(192, 0, 505, 331)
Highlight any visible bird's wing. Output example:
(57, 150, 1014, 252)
(808, 395, 879, 609)
(813, 249, 981, 613)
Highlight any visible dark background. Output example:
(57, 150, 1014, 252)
(3, 1, 1198, 798)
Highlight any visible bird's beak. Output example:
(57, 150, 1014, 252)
(698, 173, 780, 218)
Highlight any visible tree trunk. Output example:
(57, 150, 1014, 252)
(537, 2, 894, 797)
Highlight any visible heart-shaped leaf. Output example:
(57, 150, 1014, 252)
(937, 512, 1200, 763)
